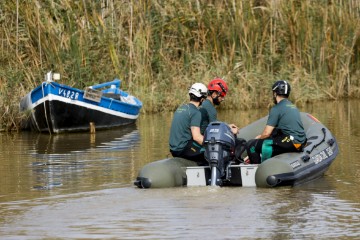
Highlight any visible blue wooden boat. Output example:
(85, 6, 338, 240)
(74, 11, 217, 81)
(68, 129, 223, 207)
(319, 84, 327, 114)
(20, 72, 142, 133)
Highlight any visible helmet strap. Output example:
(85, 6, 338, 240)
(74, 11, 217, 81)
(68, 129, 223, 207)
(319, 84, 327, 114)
(199, 97, 206, 106)
(211, 92, 221, 105)
(273, 92, 278, 105)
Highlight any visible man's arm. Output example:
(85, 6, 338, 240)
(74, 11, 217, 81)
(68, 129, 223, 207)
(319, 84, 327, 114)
(191, 126, 204, 145)
(256, 125, 274, 139)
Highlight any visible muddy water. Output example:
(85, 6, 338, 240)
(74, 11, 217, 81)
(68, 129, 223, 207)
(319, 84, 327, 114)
(0, 99, 359, 239)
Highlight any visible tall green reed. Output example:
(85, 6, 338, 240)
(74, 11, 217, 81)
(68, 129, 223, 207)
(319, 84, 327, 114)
(0, 0, 359, 131)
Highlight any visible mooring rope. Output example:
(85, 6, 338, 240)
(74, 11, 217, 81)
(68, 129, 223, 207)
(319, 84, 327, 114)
(41, 82, 54, 135)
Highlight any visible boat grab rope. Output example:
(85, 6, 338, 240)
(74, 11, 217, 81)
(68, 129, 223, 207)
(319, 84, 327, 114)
(306, 128, 326, 154)
(41, 82, 55, 135)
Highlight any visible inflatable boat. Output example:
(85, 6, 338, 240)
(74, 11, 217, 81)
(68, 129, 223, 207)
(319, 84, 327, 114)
(134, 112, 339, 188)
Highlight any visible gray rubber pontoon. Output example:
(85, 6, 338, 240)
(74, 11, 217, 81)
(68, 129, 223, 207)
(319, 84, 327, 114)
(134, 112, 339, 188)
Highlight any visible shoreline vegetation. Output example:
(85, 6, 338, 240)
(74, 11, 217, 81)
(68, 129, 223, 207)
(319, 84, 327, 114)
(0, 0, 359, 132)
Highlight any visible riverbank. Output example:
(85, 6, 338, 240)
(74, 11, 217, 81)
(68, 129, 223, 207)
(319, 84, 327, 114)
(1, 1, 359, 131)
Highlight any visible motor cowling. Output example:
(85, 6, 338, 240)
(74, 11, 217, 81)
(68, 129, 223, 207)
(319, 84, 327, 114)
(203, 122, 236, 184)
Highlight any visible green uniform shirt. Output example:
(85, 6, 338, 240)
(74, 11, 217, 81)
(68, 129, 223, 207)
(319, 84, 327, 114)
(169, 103, 202, 151)
(199, 99, 217, 134)
(267, 99, 306, 143)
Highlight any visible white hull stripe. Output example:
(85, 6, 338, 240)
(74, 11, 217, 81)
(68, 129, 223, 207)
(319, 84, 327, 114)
(32, 94, 139, 120)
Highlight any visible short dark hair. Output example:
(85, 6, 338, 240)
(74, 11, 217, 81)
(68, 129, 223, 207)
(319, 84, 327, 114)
(189, 93, 203, 102)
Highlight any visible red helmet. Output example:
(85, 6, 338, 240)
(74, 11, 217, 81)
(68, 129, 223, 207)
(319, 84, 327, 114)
(208, 78, 228, 97)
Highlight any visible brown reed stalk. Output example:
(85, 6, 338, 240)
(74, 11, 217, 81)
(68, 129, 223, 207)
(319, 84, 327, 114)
(0, 0, 359, 131)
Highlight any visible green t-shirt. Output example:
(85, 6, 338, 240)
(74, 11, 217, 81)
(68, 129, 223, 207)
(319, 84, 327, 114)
(169, 103, 202, 151)
(267, 99, 306, 143)
(199, 99, 217, 134)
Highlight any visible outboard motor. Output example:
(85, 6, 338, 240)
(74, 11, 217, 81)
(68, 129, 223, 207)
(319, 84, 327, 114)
(204, 122, 236, 186)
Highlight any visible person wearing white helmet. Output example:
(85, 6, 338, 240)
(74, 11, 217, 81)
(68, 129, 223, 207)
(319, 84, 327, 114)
(169, 82, 208, 163)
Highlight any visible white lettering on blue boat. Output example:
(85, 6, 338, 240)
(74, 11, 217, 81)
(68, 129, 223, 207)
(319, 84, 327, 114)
(58, 88, 79, 100)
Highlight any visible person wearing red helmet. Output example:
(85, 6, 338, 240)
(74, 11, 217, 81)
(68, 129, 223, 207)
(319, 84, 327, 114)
(200, 78, 238, 135)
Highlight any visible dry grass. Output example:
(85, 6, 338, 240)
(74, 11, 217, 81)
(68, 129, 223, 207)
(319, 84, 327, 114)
(0, 0, 359, 131)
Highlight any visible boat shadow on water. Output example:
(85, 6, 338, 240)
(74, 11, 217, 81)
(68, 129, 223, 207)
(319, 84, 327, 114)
(31, 124, 139, 155)
(28, 124, 140, 190)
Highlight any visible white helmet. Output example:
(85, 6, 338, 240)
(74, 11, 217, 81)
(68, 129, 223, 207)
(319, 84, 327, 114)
(189, 83, 207, 98)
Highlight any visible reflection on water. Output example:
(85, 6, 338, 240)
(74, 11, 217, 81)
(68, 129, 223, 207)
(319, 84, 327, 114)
(1, 181, 359, 239)
(30, 125, 140, 191)
(31, 124, 138, 155)
(0, 125, 140, 201)
(0, 99, 360, 239)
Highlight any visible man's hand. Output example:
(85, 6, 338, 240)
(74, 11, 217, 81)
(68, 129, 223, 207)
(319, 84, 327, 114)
(229, 123, 239, 135)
